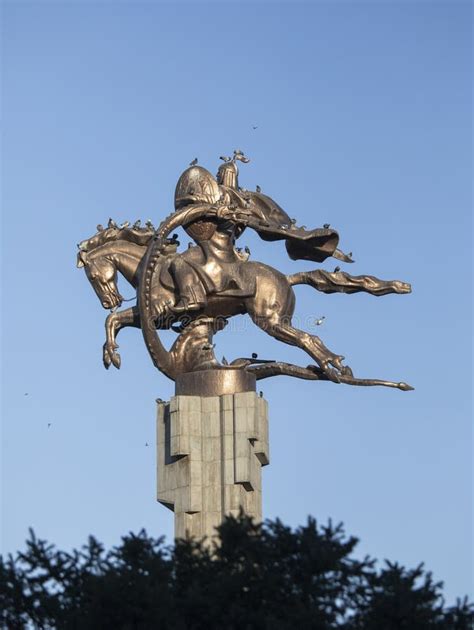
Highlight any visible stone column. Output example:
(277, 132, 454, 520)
(156, 369, 269, 540)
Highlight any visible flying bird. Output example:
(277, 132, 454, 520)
(145, 442, 149, 447)
(24, 393, 28, 396)
(315, 316, 326, 326)
(190, 158, 198, 166)
(252, 125, 258, 130)
(48, 423, 52, 428)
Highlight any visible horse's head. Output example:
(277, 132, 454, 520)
(77, 249, 124, 310)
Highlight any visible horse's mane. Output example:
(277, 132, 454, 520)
(79, 221, 156, 253)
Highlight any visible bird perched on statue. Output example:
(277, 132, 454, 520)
(323, 223, 330, 229)
(145, 220, 154, 230)
(190, 158, 198, 166)
(133, 219, 141, 229)
(256, 185, 261, 193)
(245, 246, 251, 256)
(315, 316, 326, 326)
(108, 218, 117, 228)
(222, 356, 228, 365)
(259, 391, 263, 398)
(252, 352, 258, 359)
(334, 266, 341, 273)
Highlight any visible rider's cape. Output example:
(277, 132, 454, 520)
(239, 190, 343, 264)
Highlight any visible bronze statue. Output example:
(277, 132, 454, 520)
(77, 151, 413, 391)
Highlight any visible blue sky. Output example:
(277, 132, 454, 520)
(2, 1, 472, 603)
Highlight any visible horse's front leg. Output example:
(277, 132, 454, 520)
(103, 306, 141, 369)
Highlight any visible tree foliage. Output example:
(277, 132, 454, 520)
(1, 514, 472, 629)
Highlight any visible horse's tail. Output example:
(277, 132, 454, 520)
(287, 269, 411, 296)
(287, 270, 345, 294)
(287, 270, 330, 290)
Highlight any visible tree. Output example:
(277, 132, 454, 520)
(1, 514, 472, 629)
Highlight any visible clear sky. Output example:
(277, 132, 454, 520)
(2, 0, 472, 604)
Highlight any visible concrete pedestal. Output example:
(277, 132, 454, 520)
(156, 390, 269, 540)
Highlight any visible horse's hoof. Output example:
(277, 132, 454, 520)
(103, 350, 112, 369)
(331, 355, 345, 371)
(112, 353, 121, 369)
(325, 368, 341, 384)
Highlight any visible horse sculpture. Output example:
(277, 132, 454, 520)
(77, 222, 413, 391)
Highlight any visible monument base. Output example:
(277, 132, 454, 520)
(156, 372, 269, 540)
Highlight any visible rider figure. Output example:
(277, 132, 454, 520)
(153, 150, 350, 314)
(164, 152, 255, 314)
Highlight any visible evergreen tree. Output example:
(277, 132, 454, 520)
(1, 515, 472, 629)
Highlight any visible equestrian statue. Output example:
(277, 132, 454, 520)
(77, 151, 413, 391)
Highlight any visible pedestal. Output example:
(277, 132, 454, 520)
(156, 370, 269, 540)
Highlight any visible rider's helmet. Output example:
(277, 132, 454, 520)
(174, 165, 221, 211)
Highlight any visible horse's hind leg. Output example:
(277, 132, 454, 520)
(104, 306, 141, 369)
(256, 316, 349, 382)
(246, 272, 349, 381)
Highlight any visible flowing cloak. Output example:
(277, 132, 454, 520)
(168, 165, 351, 264)
(229, 188, 346, 264)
